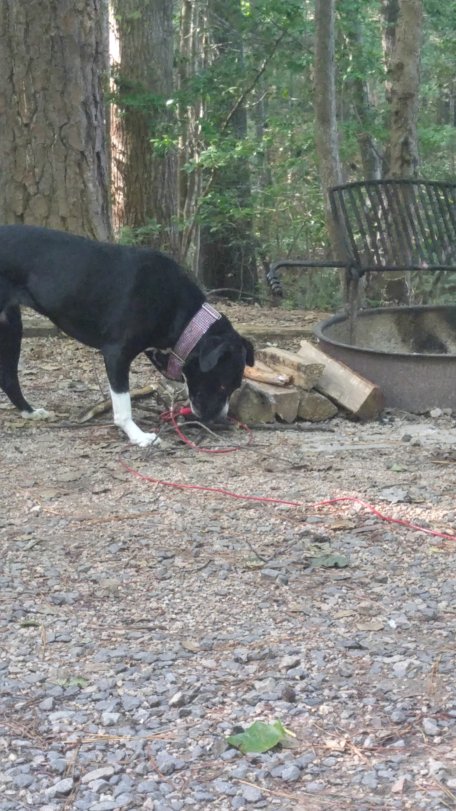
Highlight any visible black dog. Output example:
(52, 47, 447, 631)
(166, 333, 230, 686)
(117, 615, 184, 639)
(0, 225, 254, 446)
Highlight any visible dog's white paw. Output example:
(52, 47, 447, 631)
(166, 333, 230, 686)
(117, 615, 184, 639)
(21, 408, 53, 421)
(135, 432, 161, 448)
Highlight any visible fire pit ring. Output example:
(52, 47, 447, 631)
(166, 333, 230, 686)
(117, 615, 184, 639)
(314, 305, 456, 412)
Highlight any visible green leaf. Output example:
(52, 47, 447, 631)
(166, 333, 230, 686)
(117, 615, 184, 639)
(227, 720, 290, 753)
(55, 676, 88, 688)
(310, 553, 349, 569)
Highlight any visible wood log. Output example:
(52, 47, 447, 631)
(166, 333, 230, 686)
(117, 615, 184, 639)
(229, 382, 274, 423)
(78, 384, 158, 423)
(297, 340, 384, 419)
(229, 380, 300, 423)
(256, 347, 324, 390)
(243, 360, 292, 387)
(298, 390, 338, 422)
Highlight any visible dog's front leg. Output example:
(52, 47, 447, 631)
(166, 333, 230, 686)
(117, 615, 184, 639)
(109, 389, 159, 447)
(103, 350, 159, 447)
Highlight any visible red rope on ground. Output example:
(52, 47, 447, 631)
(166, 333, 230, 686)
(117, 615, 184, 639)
(160, 407, 253, 453)
(119, 456, 456, 543)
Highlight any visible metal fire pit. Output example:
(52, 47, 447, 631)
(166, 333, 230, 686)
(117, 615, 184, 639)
(314, 305, 456, 412)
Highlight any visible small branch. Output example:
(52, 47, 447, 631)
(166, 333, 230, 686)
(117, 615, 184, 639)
(78, 384, 158, 423)
(220, 31, 287, 134)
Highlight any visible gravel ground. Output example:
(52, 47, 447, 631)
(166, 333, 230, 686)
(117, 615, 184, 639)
(1, 330, 456, 811)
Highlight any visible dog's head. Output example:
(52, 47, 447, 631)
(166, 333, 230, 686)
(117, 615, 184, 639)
(183, 316, 254, 421)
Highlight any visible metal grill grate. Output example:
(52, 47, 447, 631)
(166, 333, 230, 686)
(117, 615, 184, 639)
(268, 179, 456, 296)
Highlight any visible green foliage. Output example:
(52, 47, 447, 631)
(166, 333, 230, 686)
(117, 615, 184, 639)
(117, 222, 162, 246)
(112, 0, 455, 308)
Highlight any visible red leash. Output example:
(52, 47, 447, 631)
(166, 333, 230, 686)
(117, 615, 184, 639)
(159, 406, 253, 453)
(119, 455, 456, 543)
(124, 408, 456, 543)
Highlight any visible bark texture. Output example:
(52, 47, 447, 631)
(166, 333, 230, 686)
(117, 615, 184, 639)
(367, 0, 423, 305)
(388, 0, 423, 177)
(198, 0, 257, 296)
(0, 0, 111, 239)
(110, 0, 178, 254)
(314, 0, 343, 258)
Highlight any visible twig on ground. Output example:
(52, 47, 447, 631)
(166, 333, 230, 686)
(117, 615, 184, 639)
(78, 384, 158, 423)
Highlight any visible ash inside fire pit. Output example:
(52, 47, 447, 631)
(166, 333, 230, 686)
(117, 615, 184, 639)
(315, 305, 456, 412)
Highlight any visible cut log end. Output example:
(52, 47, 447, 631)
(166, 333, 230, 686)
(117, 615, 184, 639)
(298, 340, 384, 419)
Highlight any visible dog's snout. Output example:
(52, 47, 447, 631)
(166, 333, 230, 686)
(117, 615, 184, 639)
(190, 398, 229, 422)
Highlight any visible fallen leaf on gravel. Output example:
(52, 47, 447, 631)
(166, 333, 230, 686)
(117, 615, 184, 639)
(329, 519, 355, 530)
(392, 776, 407, 793)
(388, 463, 409, 472)
(58, 471, 82, 482)
(181, 639, 200, 653)
(356, 619, 385, 631)
(379, 486, 410, 503)
(325, 736, 349, 752)
(228, 720, 293, 754)
(310, 553, 349, 569)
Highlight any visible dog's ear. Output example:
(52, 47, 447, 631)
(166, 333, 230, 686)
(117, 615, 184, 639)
(198, 334, 254, 372)
(242, 337, 254, 367)
(198, 336, 227, 372)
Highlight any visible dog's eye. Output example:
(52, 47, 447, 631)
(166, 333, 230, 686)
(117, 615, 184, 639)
(219, 384, 227, 393)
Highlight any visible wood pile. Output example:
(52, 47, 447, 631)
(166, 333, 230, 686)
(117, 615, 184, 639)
(230, 340, 384, 423)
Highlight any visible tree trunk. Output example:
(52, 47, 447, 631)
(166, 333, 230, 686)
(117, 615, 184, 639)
(314, 0, 343, 258)
(381, 0, 399, 96)
(314, 0, 352, 307)
(176, 0, 208, 269)
(110, 0, 178, 254)
(387, 0, 423, 303)
(388, 0, 423, 177)
(198, 0, 257, 297)
(366, 0, 423, 306)
(0, 0, 111, 239)
(344, 5, 382, 180)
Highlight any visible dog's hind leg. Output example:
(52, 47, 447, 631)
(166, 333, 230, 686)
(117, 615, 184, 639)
(103, 348, 160, 447)
(0, 304, 50, 419)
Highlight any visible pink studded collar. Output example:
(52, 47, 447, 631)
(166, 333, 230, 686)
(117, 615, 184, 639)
(166, 303, 221, 380)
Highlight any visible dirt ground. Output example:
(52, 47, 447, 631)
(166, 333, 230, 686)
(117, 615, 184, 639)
(1, 304, 456, 810)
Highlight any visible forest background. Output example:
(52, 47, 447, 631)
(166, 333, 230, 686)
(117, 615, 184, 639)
(0, 0, 454, 310)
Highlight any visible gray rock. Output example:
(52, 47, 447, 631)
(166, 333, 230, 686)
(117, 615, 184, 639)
(281, 765, 301, 782)
(121, 694, 142, 711)
(81, 766, 115, 784)
(113, 795, 134, 808)
(305, 781, 326, 793)
(13, 773, 34, 789)
(101, 711, 121, 726)
(242, 784, 263, 802)
(279, 654, 301, 671)
(213, 778, 237, 795)
(169, 690, 185, 708)
(46, 777, 74, 797)
(137, 779, 160, 793)
(193, 789, 215, 802)
(39, 696, 55, 711)
(422, 717, 439, 736)
(156, 750, 178, 775)
(231, 764, 249, 779)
